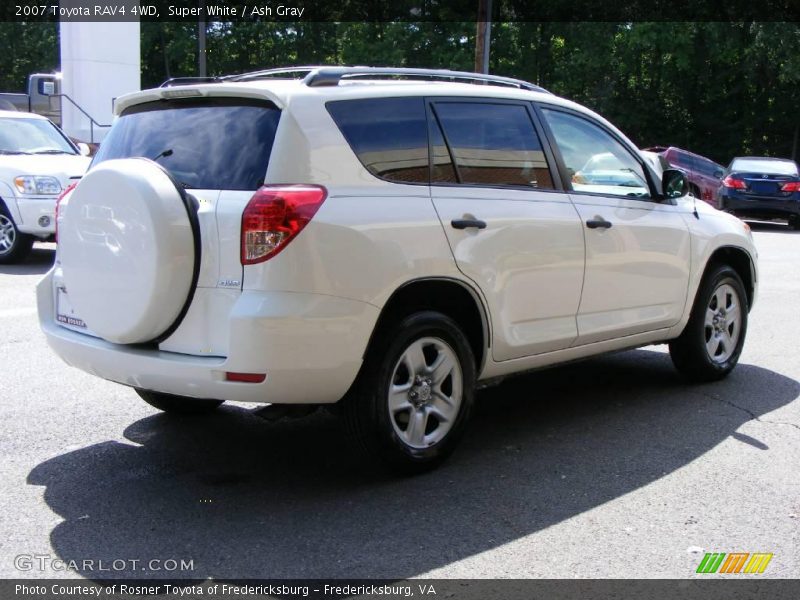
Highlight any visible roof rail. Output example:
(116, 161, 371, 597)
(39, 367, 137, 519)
(160, 66, 551, 94)
(224, 66, 330, 82)
(302, 67, 550, 94)
(160, 76, 225, 88)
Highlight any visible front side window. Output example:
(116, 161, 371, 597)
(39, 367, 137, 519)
(541, 108, 651, 199)
(326, 97, 429, 184)
(432, 102, 554, 189)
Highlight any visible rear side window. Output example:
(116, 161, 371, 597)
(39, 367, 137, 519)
(673, 151, 695, 171)
(326, 97, 429, 184)
(92, 98, 280, 191)
(433, 102, 554, 189)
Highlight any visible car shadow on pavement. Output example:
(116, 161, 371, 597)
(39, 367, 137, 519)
(27, 349, 799, 580)
(0, 246, 54, 275)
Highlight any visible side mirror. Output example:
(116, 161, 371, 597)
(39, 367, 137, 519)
(77, 142, 91, 156)
(713, 169, 724, 179)
(662, 168, 688, 199)
(38, 79, 55, 96)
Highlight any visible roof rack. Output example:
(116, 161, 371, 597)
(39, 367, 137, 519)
(302, 67, 550, 93)
(161, 66, 551, 94)
(160, 76, 225, 87)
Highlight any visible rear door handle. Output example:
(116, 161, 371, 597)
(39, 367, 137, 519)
(451, 218, 487, 230)
(586, 217, 612, 229)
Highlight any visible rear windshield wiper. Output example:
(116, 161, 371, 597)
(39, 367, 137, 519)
(151, 148, 173, 162)
(33, 149, 73, 154)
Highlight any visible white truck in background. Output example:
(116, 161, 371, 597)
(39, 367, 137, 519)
(0, 73, 62, 126)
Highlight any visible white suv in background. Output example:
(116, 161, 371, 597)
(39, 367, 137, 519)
(0, 110, 91, 263)
(38, 67, 758, 472)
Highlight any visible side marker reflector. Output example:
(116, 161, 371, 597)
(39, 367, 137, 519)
(225, 372, 267, 383)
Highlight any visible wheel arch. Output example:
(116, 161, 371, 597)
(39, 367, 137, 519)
(705, 245, 756, 310)
(0, 184, 23, 225)
(366, 277, 490, 375)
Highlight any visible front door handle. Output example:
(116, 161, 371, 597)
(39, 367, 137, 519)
(451, 218, 487, 230)
(586, 217, 613, 229)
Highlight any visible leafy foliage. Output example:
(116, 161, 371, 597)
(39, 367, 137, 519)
(3, 21, 799, 163)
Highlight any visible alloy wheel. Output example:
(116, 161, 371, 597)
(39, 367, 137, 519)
(387, 336, 463, 449)
(704, 282, 742, 363)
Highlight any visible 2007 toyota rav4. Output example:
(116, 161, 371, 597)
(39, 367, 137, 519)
(38, 67, 758, 472)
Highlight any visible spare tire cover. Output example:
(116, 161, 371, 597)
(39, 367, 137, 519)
(60, 158, 197, 344)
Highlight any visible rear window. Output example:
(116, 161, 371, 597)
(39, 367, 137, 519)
(326, 97, 429, 184)
(92, 98, 281, 190)
(731, 158, 798, 176)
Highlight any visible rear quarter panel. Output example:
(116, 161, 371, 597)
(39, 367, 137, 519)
(246, 92, 466, 308)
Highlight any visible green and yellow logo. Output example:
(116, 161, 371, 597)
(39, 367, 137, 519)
(696, 552, 773, 574)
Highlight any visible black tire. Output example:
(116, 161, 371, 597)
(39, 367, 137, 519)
(788, 214, 800, 231)
(669, 264, 748, 382)
(0, 207, 34, 264)
(343, 311, 476, 474)
(135, 389, 223, 414)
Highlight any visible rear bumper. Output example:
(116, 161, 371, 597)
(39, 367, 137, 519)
(720, 194, 800, 220)
(37, 270, 379, 404)
(15, 197, 57, 235)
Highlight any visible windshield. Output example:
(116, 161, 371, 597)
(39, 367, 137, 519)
(0, 118, 77, 155)
(92, 98, 281, 191)
(731, 158, 798, 176)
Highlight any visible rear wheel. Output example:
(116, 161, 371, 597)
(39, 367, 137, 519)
(669, 265, 748, 382)
(136, 389, 223, 414)
(788, 214, 800, 231)
(0, 210, 34, 264)
(343, 311, 476, 474)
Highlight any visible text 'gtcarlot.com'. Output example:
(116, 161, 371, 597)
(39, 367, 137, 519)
(14, 554, 194, 573)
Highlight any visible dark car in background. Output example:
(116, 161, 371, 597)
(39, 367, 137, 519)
(718, 156, 800, 230)
(643, 146, 725, 207)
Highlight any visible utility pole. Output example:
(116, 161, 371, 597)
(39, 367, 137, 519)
(197, 0, 207, 77)
(474, 0, 492, 74)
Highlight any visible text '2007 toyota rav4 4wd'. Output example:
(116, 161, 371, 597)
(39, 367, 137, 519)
(38, 67, 758, 472)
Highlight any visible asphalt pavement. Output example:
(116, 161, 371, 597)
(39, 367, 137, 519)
(0, 225, 798, 580)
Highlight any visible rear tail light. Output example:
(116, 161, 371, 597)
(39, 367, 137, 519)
(55, 182, 78, 242)
(722, 176, 747, 190)
(225, 372, 267, 383)
(780, 181, 800, 192)
(241, 185, 327, 265)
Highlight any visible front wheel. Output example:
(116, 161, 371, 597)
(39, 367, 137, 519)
(135, 389, 224, 414)
(0, 210, 34, 264)
(343, 311, 476, 474)
(669, 265, 748, 382)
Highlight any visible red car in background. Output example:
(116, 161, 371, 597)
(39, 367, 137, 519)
(643, 146, 725, 207)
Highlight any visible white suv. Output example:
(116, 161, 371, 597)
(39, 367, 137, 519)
(38, 67, 758, 472)
(0, 110, 91, 263)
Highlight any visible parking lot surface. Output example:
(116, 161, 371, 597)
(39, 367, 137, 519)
(1, 225, 798, 579)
